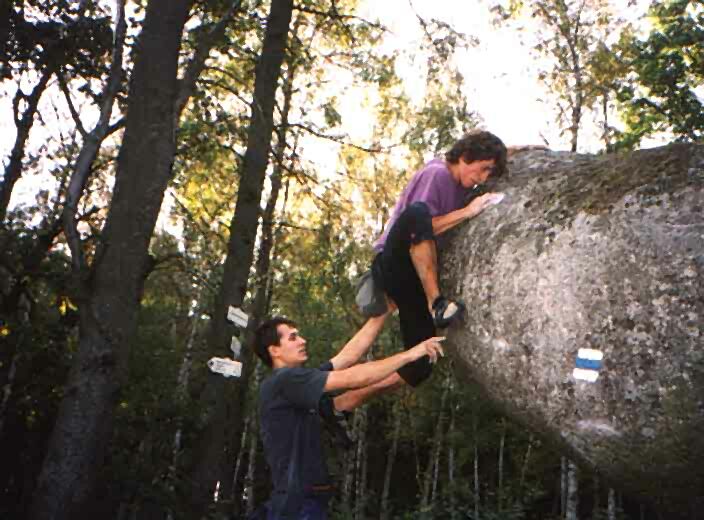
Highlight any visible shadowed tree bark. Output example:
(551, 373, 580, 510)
(28, 1, 192, 518)
(441, 144, 704, 519)
(0, 1, 10, 68)
(566, 459, 579, 520)
(380, 398, 402, 520)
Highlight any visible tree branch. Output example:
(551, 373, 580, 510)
(294, 5, 387, 33)
(174, 0, 245, 120)
(63, 0, 127, 273)
(57, 73, 88, 139)
(196, 77, 251, 108)
(287, 122, 392, 153)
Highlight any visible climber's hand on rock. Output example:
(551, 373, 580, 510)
(466, 192, 505, 217)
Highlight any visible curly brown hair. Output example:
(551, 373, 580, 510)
(445, 130, 508, 178)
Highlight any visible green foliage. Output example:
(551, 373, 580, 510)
(3, 1, 113, 78)
(0, 229, 76, 517)
(613, 0, 704, 148)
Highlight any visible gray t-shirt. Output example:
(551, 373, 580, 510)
(259, 361, 333, 494)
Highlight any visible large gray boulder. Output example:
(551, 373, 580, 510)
(440, 143, 704, 517)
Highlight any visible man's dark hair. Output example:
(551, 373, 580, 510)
(254, 316, 296, 368)
(445, 130, 508, 178)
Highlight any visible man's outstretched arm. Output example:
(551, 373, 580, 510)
(325, 337, 444, 392)
(329, 307, 393, 370)
(333, 372, 405, 412)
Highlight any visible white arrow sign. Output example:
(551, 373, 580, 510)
(227, 306, 249, 328)
(207, 357, 243, 378)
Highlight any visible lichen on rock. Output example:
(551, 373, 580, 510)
(440, 143, 704, 517)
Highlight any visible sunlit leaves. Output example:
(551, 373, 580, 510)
(323, 99, 342, 128)
(612, 0, 704, 148)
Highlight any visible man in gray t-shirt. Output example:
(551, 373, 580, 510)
(368, 131, 508, 390)
(253, 314, 445, 519)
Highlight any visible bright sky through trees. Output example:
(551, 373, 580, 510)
(356, 0, 654, 151)
(0, 0, 660, 212)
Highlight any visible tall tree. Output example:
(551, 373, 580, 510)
(28, 1, 192, 517)
(566, 459, 579, 520)
(185, 0, 294, 514)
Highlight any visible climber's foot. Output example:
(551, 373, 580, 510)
(431, 296, 465, 329)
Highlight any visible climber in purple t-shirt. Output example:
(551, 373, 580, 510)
(368, 130, 509, 390)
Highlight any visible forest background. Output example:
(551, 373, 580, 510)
(0, 0, 702, 519)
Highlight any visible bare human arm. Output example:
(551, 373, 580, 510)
(329, 311, 390, 371)
(432, 192, 504, 235)
(333, 372, 405, 412)
(324, 337, 445, 393)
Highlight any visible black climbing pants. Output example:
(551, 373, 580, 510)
(373, 201, 436, 387)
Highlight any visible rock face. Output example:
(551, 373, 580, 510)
(440, 143, 704, 516)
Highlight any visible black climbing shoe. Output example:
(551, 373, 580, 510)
(432, 296, 465, 329)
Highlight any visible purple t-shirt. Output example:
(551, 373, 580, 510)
(374, 158, 469, 251)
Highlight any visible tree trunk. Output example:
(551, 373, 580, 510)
(28, 2, 192, 518)
(421, 374, 449, 511)
(354, 406, 368, 520)
(380, 400, 402, 520)
(498, 418, 506, 511)
(570, 87, 582, 153)
(185, 2, 294, 514)
(448, 381, 456, 519)
(566, 459, 579, 520)
(0, 65, 53, 223)
(341, 408, 361, 513)
(0, 0, 10, 66)
(166, 291, 204, 520)
(230, 123, 291, 511)
(62, 0, 127, 256)
(441, 144, 704, 517)
(231, 414, 250, 504)
(0, 343, 19, 437)
(601, 93, 611, 152)
(592, 474, 600, 520)
(563, 11, 583, 153)
(561, 457, 568, 518)
(519, 434, 533, 496)
(473, 409, 480, 520)
(607, 488, 616, 520)
(244, 363, 262, 516)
